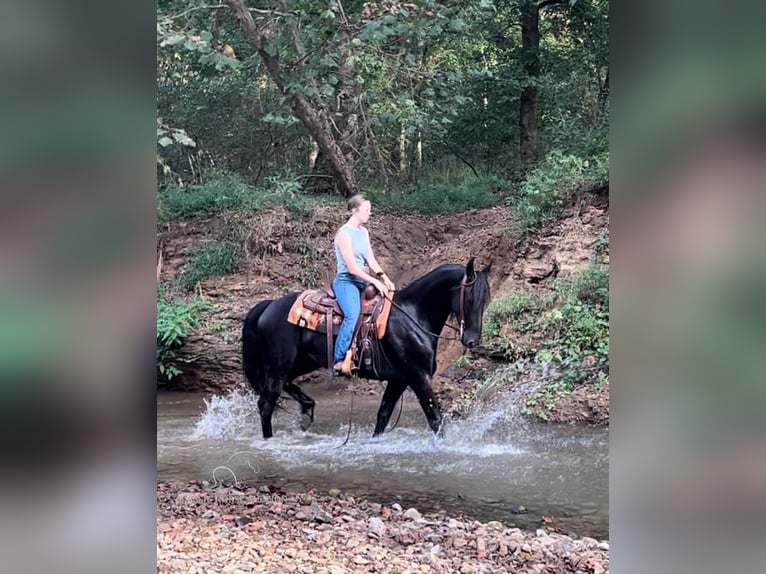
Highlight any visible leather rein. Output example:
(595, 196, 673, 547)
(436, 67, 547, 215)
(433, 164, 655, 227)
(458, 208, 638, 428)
(383, 274, 475, 343)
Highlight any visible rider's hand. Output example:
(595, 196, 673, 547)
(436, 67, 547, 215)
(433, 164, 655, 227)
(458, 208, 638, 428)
(384, 277, 395, 291)
(374, 280, 389, 297)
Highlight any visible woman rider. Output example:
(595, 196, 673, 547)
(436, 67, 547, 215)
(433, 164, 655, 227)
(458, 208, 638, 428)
(332, 194, 395, 375)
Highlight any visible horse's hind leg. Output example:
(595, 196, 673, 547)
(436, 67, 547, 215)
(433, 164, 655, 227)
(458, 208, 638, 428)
(283, 382, 315, 431)
(409, 374, 444, 436)
(257, 388, 281, 439)
(373, 379, 407, 437)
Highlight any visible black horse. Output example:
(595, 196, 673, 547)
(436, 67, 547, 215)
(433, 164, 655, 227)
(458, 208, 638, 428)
(241, 258, 491, 439)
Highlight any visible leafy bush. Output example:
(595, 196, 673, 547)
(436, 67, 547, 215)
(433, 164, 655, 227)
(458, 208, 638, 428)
(558, 263, 609, 310)
(541, 264, 609, 383)
(481, 262, 609, 385)
(483, 291, 550, 339)
(182, 241, 242, 291)
(522, 380, 574, 421)
(541, 294, 609, 384)
(481, 291, 554, 360)
(510, 150, 608, 237)
(157, 288, 208, 380)
(368, 174, 505, 214)
(594, 229, 609, 258)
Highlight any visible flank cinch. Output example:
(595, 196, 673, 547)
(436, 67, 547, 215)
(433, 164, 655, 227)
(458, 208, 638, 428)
(287, 283, 393, 374)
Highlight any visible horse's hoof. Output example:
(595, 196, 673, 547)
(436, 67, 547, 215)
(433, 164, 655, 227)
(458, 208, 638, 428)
(300, 413, 313, 431)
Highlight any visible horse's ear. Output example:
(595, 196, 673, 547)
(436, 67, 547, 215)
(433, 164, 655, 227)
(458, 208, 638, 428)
(465, 257, 476, 279)
(482, 259, 493, 275)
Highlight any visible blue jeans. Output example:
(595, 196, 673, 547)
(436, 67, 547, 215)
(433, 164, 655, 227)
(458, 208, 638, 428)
(332, 273, 366, 363)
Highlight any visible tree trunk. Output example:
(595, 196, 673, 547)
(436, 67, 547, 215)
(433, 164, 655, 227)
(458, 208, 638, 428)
(306, 20, 361, 195)
(399, 126, 408, 175)
(596, 70, 609, 124)
(308, 138, 319, 169)
(306, 151, 336, 195)
(519, 0, 540, 167)
(416, 130, 422, 169)
(226, 0, 358, 197)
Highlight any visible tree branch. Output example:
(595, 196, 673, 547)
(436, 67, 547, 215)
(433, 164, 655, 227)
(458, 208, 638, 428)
(165, 4, 295, 21)
(449, 148, 479, 178)
(287, 33, 334, 69)
(225, 0, 358, 196)
(537, 0, 567, 12)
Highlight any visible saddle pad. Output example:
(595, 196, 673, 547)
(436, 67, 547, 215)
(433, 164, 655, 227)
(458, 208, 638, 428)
(286, 290, 341, 333)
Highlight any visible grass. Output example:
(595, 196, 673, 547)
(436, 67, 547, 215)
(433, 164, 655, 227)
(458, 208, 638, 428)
(181, 241, 242, 292)
(158, 171, 305, 223)
(366, 174, 507, 214)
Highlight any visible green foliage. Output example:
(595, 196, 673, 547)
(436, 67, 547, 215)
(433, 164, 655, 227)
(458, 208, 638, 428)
(542, 301, 608, 383)
(156, 288, 208, 380)
(157, 16, 239, 71)
(475, 367, 516, 403)
(367, 175, 505, 214)
(454, 354, 471, 368)
(156, 0, 607, 185)
(182, 241, 242, 291)
(158, 171, 256, 221)
(481, 290, 554, 360)
(521, 380, 574, 420)
(295, 239, 322, 289)
(557, 263, 609, 311)
(157, 118, 195, 154)
(482, 260, 609, 386)
(594, 229, 609, 258)
(483, 291, 551, 339)
(509, 150, 608, 237)
(158, 171, 306, 223)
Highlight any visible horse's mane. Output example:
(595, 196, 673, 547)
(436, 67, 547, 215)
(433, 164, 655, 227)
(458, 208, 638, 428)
(397, 262, 491, 313)
(397, 264, 465, 303)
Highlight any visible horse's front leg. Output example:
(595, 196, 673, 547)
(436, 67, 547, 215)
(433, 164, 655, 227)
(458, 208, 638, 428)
(373, 379, 407, 437)
(410, 374, 444, 435)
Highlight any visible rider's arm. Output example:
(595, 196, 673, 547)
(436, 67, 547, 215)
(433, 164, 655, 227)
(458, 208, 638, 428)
(366, 245, 395, 291)
(335, 231, 385, 289)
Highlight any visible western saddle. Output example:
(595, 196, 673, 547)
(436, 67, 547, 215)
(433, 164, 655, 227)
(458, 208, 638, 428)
(292, 283, 391, 376)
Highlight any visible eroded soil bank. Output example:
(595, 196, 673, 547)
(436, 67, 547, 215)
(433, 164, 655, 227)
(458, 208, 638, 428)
(158, 196, 608, 425)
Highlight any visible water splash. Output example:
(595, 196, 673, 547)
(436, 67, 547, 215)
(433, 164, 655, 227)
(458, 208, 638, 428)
(191, 388, 262, 440)
(188, 389, 535, 482)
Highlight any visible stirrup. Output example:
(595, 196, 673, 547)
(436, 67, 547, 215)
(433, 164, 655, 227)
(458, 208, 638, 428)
(334, 350, 354, 377)
(332, 363, 345, 377)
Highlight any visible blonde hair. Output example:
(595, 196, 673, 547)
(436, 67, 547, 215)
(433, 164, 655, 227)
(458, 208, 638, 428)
(347, 194, 368, 212)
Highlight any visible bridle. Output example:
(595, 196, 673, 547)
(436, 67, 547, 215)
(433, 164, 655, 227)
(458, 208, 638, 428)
(384, 273, 476, 343)
(457, 273, 476, 341)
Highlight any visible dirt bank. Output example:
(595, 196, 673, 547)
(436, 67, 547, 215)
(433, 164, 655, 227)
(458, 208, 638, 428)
(158, 194, 608, 424)
(157, 481, 609, 574)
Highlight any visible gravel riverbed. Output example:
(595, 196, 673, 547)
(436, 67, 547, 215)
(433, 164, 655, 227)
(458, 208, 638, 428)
(158, 481, 609, 574)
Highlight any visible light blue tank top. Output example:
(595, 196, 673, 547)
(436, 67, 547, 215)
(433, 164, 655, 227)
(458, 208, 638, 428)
(335, 224, 370, 275)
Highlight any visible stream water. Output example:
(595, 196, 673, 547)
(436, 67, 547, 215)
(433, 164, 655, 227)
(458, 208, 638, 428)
(157, 381, 608, 538)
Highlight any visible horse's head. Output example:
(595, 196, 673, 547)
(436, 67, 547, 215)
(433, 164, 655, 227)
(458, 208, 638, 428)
(453, 258, 492, 348)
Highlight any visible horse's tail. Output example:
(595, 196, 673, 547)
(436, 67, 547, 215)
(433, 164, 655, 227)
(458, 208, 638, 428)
(242, 299, 273, 394)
